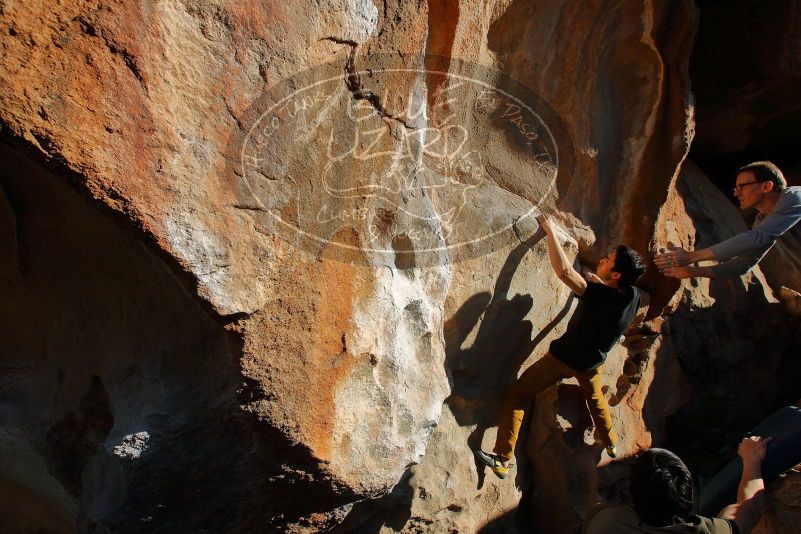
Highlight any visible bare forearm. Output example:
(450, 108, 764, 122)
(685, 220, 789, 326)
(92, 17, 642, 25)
(544, 230, 574, 279)
(686, 265, 717, 279)
(728, 464, 766, 533)
(738, 465, 765, 503)
(689, 248, 716, 263)
(721, 436, 771, 533)
(537, 215, 587, 295)
(664, 265, 719, 280)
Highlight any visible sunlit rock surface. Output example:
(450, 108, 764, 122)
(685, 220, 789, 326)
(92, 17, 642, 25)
(1, 0, 799, 532)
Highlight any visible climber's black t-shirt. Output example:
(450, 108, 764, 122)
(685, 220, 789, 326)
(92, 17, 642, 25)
(549, 282, 640, 371)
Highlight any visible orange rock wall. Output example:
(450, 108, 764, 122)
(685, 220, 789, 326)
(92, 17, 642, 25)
(2, 0, 799, 532)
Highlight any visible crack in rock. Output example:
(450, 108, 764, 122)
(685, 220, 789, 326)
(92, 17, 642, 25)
(322, 37, 416, 130)
(231, 203, 269, 212)
(75, 16, 146, 91)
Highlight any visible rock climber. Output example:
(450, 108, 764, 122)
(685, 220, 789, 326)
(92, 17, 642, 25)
(475, 213, 645, 479)
(584, 436, 772, 533)
(656, 161, 801, 280)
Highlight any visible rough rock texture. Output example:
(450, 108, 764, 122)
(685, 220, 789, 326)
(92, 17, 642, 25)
(1, 1, 451, 528)
(327, 2, 700, 529)
(1, 0, 800, 533)
(754, 464, 801, 534)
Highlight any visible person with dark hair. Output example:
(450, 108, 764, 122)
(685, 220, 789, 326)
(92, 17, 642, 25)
(584, 436, 772, 533)
(475, 214, 646, 479)
(630, 449, 696, 527)
(656, 161, 801, 280)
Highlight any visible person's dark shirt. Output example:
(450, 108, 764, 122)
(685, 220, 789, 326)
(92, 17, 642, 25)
(549, 281, 640, 371)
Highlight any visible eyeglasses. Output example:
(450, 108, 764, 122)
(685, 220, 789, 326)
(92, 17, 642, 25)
(733, 180, 765, 194)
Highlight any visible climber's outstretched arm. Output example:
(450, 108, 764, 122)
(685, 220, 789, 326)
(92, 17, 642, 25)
(537, 214, 587, 297)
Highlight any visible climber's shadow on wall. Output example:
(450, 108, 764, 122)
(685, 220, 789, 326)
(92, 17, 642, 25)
(444, 231, 574, 490)
(332, 232, 566, 534)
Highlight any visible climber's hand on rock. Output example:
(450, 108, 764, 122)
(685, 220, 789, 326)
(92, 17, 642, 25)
(536, 214, 556, 235)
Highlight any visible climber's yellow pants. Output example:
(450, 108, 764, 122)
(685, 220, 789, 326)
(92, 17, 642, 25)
(493, 352, 617, 460)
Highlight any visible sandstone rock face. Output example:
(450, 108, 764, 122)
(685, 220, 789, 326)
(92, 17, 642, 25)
(324, 1, 701, 530)
(0, 0, 453, 528)
(1, 0, 799, 532)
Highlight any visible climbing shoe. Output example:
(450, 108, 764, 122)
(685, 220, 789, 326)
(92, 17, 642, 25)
(474, 450, 511, 479)
(605, 445, 617, 459)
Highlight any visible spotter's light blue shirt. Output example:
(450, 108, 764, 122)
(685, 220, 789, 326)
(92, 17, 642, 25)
(708, 186, 801, 279)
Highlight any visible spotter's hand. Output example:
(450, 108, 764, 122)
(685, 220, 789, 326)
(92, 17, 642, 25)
(654, 247, 692, 271)
(661, 265, 696, 280)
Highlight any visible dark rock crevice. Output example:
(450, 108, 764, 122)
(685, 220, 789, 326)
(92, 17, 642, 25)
(0, 136, 356, 531)
(322, 37, 417, 130)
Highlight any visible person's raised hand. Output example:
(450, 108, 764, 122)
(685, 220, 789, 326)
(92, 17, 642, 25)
(536, 214, 557, 235)
(660, 265, 695, 280)
(654, 247, 692, 271)
(738, 435, 772, 466)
